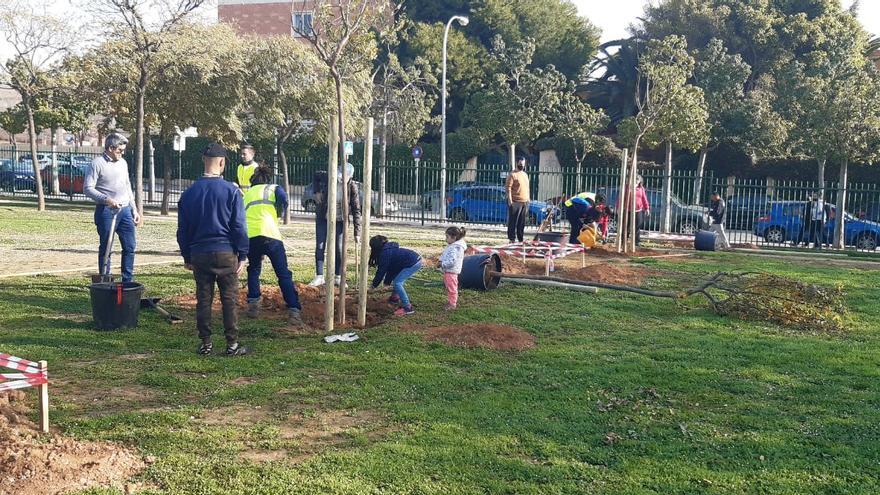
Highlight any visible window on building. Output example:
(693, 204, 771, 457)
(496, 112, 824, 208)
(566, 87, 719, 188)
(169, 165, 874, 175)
(292, 12, 314, 37)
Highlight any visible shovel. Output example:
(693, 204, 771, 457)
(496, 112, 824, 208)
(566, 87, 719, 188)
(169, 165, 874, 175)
(100, 207, 121, 283)
(140, 297, 184, 324)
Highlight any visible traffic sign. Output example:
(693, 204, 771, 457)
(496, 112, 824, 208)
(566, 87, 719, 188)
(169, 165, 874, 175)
(412, 145, 423, 160)
(344, 140, 354, 156)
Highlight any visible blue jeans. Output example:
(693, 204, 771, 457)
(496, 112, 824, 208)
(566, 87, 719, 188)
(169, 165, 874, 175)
(95, 205, 136, 282)
(392, 260, 422, 308)
(315, 219, 344, 276)
(247, 237, 301, 310)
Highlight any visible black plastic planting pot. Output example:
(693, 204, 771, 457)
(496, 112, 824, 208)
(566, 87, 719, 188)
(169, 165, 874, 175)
(458, 254, 502, 291)
(694, 230, 718, 251)
(88, 281, 145, 330)
(535, 231, 567, 244)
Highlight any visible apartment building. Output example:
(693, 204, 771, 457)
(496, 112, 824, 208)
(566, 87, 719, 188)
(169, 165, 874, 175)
(218, 0, 317, 38)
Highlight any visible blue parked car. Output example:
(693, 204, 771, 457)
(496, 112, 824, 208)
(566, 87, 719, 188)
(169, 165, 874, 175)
(753, 201, 880, 250)
(0, 159, 37, 191)
(446, 185, 548, 225)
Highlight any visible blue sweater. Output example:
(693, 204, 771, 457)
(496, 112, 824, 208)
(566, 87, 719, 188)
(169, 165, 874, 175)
(177, 176, 249, 263)
(371, 242, 421, 288)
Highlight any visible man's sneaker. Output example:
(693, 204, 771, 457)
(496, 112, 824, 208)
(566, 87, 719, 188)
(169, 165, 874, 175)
(197, 341, 213, 355)
(334, 275, 342, 286)
(246, 299, 260, 318)
(394, 305, 415, 316)
(307, 275, 325, 287)
(226, 342, 249, 357)
(287, 308, 305, 326)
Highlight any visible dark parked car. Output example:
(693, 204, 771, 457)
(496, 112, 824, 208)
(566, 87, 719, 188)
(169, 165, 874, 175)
(446, 184, 548, 225)
(598, 186, 708, 234)
(753, 201, 879, 250)
(0, 159, 37, 191)
(300, 182, 399, 213)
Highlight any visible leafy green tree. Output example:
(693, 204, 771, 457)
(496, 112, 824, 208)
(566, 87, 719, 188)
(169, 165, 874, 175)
(583, 39, 644, 125)
(462, 36, 567, 169)
(553, 84, 609, 190)
(245, 34, 338, 223)
(0, 3, 75, 211)
(0, 104, 26, 143)
(92, 0, 207, 217)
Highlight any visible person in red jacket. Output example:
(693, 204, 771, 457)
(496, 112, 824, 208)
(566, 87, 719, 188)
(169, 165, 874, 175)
(635, 176, 650, 246)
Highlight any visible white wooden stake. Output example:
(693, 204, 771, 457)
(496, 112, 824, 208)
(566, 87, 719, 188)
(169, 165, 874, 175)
(358, 118, 374, 328)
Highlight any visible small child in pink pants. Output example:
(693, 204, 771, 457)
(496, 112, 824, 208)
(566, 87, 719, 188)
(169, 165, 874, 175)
(439, 226, 467, 310)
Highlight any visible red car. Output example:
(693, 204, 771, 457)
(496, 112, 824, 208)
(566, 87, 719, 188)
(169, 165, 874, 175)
(40, 165, 86, 194)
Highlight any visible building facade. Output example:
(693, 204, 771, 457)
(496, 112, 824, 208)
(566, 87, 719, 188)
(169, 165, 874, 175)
(218, 0, 316, 38)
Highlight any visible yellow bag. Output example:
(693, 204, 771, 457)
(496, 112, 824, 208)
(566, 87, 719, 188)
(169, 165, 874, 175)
(577, 224, 598, 247)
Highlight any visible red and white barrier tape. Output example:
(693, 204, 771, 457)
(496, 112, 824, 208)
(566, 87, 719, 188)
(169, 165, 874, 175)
(0, 353, 48, 392)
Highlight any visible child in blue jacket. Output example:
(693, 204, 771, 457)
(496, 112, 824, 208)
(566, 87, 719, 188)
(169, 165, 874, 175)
(369, 235, 422, 316)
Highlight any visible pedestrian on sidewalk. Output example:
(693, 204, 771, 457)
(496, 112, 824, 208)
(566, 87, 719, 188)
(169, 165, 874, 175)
(84, 133, 141, 282)
(709, 192, 731, 250)
(439, 226, 467, 311)
(807, 192, 831, 249)
(177, 143, 250, 357)
(506, 157, 530, 243)
(243, 165, 304, 326)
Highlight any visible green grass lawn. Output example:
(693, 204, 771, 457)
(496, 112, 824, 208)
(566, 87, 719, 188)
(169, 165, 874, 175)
(2, 212, 880, 493)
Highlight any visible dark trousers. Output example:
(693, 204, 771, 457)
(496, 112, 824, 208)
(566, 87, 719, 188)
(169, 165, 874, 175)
(315, 219, 344, 276)
(247, 236, 301, 310)
(508, 202, 528, 242)
(566, 208, 585, 244)
(192, 251, 240, 344)
(95, 205, 137, 282)
(810, 220, 825, 249)
(635, 210, 647, 246)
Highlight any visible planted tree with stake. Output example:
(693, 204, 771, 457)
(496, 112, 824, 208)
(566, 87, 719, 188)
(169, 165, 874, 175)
(0, 1, 76, 211)
(293, 0, 389, 325)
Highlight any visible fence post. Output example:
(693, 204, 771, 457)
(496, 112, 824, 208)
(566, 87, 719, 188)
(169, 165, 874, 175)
(726, 176, 736, 199)
(148, 139, 156, 204)
(38, 360, 49, 433)
(418, 159, 424, 226)
(765, 177, 775, 198)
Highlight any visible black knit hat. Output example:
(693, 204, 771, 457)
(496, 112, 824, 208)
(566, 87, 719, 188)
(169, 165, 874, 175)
(202, 142, 226, 157)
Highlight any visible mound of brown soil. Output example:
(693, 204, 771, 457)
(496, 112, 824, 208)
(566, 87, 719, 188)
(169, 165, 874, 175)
(415, 323, 536, 351)
(174, 283, 394, 330)
(0, 391, 144, 495)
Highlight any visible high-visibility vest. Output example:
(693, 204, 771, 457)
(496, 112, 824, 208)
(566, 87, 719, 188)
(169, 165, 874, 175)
(237, 163, 258, 191)
(564, 192, 596, 208)
(244, 184, 281, 240)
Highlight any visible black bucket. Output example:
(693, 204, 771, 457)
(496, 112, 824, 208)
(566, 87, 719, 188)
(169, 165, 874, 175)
(458, 254, 502, 291)
(694, 230, 718, 251)
(535, 231, 567, 244)
(88, 282, 145, 330)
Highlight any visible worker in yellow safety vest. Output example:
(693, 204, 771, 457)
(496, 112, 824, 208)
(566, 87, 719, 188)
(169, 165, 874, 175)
(236, 143, 259, 193)
(564, 192, 608, 245)
(243, 165, 304, 326)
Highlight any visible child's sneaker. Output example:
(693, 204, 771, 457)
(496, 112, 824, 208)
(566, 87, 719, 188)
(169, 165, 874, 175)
(394, 305, 414, 316)
(387, 294, 400, 305)
(307, 275, 325, 287)
(444, 304, 456, 311)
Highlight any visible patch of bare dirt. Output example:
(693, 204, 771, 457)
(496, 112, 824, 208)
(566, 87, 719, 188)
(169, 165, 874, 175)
(405, 323, 536, 351)
(229, 376, 258, 386)
(197, 405, 392, 464)
(51, 380, 161, 415)
(173, 283, 395, 331)
(497, 254, 652, 286)
(0, 391, 144, 495)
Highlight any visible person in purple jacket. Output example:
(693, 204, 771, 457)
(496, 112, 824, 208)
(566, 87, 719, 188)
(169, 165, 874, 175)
(368, 235, 422, 316)
(177, 143, 250, 357)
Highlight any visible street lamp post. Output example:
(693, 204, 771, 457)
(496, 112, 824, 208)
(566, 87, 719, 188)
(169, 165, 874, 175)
(441, 15, 469, 220)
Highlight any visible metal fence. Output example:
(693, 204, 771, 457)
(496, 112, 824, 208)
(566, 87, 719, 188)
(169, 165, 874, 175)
(2, 144, 879, 253)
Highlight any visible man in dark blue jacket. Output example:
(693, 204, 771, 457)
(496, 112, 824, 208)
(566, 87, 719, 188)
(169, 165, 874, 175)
(177, 143, 250, 356)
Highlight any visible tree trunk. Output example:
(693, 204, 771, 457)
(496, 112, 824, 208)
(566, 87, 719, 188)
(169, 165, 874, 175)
(278, 132, 290, 225)
(23, 98, 45, 211)
(378, 110, 388, 218)
(334, 72, 349, 324)
(134, 69, 148, 218)
(661, 140, 673, 233)
(693, 147, 708, 206)
(628, 142, 639, 253)
(817, 157, 826, 198)
(160, 139, 173, 216)
(148, 136, 156, 203)
(615, 148, 629, 253)
(833, 157, 848, 249)
(50, 127, 60, 196)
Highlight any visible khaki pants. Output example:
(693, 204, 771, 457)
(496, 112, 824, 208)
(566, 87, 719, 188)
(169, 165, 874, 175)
(192, 251, 240, 344)
(709, 223, 731, 250)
